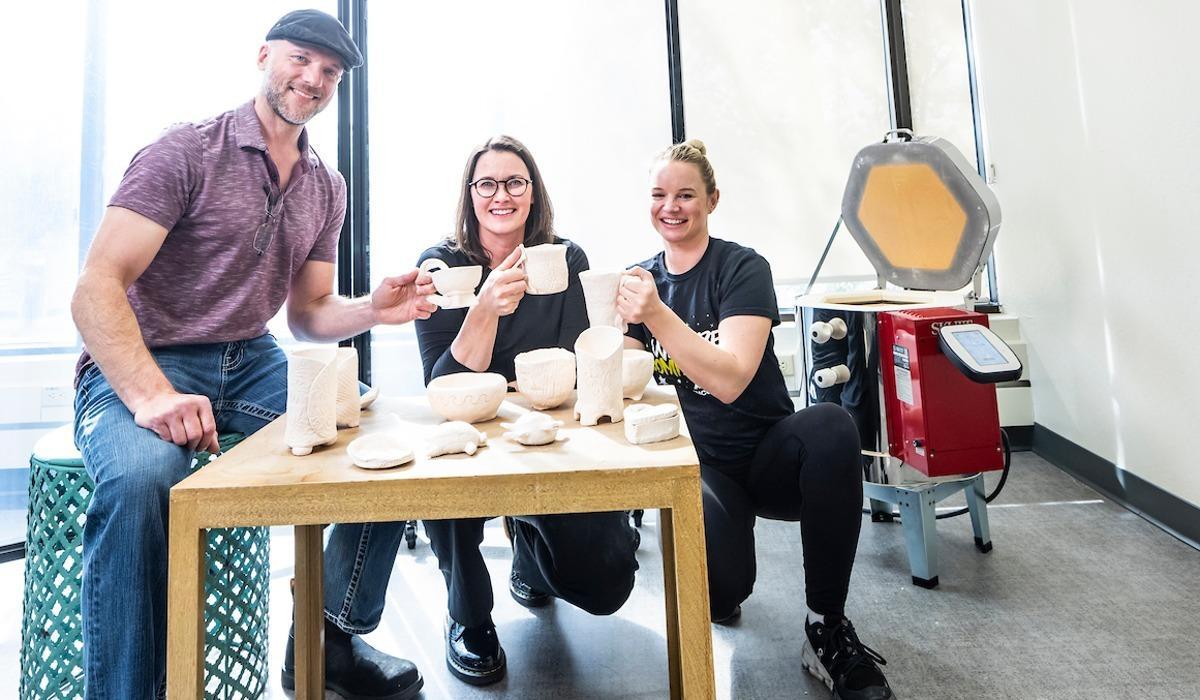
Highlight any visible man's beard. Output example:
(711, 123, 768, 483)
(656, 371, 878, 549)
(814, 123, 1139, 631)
(264, 79, 324, 126)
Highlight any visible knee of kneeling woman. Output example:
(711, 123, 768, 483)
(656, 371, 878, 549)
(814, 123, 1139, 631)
(577, 571, 636, 617)
(708, 584, 751, 622)
(803, 403, 861, 467)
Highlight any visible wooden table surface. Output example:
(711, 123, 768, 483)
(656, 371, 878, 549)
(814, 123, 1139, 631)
(168, 384, 715, 698)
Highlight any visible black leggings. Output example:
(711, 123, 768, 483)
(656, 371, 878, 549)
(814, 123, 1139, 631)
(703, 402, 863, 619)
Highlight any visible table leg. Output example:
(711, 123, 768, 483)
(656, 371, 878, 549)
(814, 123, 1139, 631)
(295, 524, 326, 699)
(658, 507, 682, 699)
(167, 500, 205, 698)
(668, 478, 716, 698)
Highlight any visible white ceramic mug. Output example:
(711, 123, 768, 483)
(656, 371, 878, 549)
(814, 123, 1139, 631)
(578, 270, 627, 332)
(522, 243, 569, 295)
(420, 258, 482, 309)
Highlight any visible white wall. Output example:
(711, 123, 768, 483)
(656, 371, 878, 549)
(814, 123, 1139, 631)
(971, 0, 1200, 506)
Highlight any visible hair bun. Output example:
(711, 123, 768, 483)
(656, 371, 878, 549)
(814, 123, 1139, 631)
(684, 138, 707, 156)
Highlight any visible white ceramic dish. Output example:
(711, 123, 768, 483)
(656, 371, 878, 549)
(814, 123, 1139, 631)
(427, 372, 507, 423)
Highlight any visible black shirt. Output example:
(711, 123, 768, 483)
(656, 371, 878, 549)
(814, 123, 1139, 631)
(627, 237, 793, 475)
(415, 237, 590, 385)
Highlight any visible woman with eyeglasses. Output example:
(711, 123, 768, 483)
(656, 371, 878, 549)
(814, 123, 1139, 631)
(407, 135, 638, 686)
(616, 140, 895, 700)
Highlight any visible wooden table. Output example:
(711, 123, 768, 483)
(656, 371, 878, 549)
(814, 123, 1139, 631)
(166, 385, 715, 698)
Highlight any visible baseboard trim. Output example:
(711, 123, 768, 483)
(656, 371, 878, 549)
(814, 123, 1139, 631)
(1002, 425, 1033, 452)
(1033, 424, 1200, 550)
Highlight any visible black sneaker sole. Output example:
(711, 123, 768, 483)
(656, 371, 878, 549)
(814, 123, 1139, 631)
(446, 647, 507, 686)
(281, 666, 425, 700)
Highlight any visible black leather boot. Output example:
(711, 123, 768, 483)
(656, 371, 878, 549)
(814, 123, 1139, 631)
(445, 616, 506, 686)
(281, 617, 423, 700)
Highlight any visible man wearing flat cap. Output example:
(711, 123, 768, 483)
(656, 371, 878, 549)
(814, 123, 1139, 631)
(71, 10, 428, 699)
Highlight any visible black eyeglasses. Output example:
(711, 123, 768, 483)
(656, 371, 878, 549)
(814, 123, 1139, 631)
(467, 176, 532, 198)
(254, 189, 286, 256)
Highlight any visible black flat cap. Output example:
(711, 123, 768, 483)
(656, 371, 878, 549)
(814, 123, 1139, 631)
(266, 9, 363, 70)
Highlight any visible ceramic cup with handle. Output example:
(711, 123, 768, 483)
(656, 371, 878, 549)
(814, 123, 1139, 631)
(521, 243, 569, 295)
(420, 257, 483, 309)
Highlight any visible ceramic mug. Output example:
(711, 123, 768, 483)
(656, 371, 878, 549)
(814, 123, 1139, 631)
(521, 243, 569, 295)
(578, 270, 627, 332)
(420, 258, 482, 309)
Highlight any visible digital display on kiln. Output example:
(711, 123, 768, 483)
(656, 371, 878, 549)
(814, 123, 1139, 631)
(954, 329, 1007, 366)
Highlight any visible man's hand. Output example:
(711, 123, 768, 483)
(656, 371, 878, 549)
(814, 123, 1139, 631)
(476, 246, 527, 318)
(372, 268, 437, 325)
(132, 391, 221, 454)
(616, 266, 666, 325)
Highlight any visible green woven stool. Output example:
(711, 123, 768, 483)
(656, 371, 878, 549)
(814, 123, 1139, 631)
(21, 425, 271, 699)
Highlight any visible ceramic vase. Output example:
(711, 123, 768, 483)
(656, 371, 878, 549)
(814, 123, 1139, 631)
(335, 347, 361, 428)
(573, 326, 624, 426)
(285, 348, 339, 456)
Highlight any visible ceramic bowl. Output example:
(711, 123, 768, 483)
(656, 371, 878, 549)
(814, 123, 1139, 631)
(426, 372, 507, 423)
(514, 348, 576, 409)
(622, 349, 654, 400)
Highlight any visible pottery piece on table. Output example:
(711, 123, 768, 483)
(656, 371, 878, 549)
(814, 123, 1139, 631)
(347, 432, 414, 470)
(335, 347, 362, 428)
(501, 412, 565, 446)
(427, 372, 507, 423)
(573, 326, 625, 426)
(623, 403, 680, 445)
(427, 421, 488, 458)
(285, 347, 339, 456)
(578, 270, 627, 332)
(420, 257, 483, 309)
(621, 349, 654, 400)
(514, 348, 576, 410)
(522, 243, 569, 295)
(359, 385, 381, 410)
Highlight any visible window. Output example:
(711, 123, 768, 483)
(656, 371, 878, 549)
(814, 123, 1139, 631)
(678, 0, 891, 290)
(0, 1, 337, 548)
(366, 1, 672, 395)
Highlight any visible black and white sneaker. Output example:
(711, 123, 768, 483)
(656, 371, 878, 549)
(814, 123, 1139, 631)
(801, 616, 895, 700)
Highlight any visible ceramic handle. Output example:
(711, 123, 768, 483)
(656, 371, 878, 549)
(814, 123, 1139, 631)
(420, 257, 448, 274)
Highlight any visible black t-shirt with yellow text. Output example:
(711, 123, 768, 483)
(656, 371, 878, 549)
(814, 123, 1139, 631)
(627, 237, 793, 477)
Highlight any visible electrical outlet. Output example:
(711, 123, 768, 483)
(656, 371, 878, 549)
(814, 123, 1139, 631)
(777, 353, 795, 377)
(41, 386, 72, 409)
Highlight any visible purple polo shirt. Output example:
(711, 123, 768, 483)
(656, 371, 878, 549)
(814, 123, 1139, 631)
(77, 100, 345, 381)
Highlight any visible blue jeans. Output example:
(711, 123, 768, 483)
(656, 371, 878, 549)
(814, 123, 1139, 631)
(74, 334, 287, 699)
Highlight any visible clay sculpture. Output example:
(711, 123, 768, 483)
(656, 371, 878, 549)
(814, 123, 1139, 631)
(574, 326, 625, 426)
(623, 403, 680, 445)
(335, 347, 361, 428)
(427, 421, 488, 457)
(501, 412, 565, 446)
(514, 348, 576, 409)
(285, 348, 339, 456)
(622, 349, 654, 400)
(347, 432, 414, 470)
(427, 372, 507, 423)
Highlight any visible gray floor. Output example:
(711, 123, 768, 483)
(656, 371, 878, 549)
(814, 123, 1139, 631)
(4, 451, 1199, 698)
